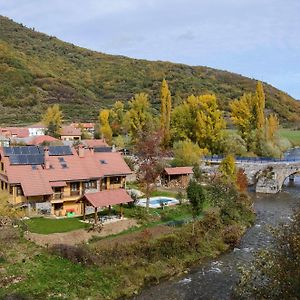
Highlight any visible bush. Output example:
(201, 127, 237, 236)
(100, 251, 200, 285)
(222, 225, 242, 247)
(49, 244, 95, 265)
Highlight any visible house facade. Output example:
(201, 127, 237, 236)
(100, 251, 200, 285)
(0, 145, 131, 217)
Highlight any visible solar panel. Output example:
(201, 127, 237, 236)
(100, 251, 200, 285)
(61, 163, 68, 169)
(49, 146, 73, 156)
(94, 147, 112, 153)
(9, 154, 44, 165)
(58, 157, 65, 162)
(3, 147, 13, 156)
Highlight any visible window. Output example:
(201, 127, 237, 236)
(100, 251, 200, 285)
(70, 182, 80, 196)
(58, 157, 65, 162)
(16, 186, 23, 196)
(71, 183, 80, 191)
(110, 177, 121, 185)
(84, 180, 97, 190)
(100, 160, 107, 164)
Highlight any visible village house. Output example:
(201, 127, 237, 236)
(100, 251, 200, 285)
(0, 145, 132, 217)
(0, 127, 30, 138)
(60, 126, 82, 141)
(71, 122, 95, 135)
(27, 123, 46, 136)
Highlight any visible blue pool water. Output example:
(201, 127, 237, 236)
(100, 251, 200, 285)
(150, 198, 175, 205)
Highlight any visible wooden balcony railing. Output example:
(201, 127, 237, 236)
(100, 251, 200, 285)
(70, 190, 80, 196)
(53, 192, 64, 200)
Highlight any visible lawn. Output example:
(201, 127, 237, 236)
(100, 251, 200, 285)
(24, 217, 88, 234)
(279, 129, 300, 146)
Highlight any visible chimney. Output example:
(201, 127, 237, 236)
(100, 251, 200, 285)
(44, 147, 50, 169)
(78, 144, 85, 158)
(89, 147, 94, 155)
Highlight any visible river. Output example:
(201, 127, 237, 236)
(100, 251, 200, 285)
(134, 151, 300, 300)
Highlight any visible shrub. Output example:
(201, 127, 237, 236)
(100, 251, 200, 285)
(49, 244, 95, 265)
(222, 225, 242, 247)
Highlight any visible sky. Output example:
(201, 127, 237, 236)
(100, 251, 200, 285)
(1, 0, 300, 99)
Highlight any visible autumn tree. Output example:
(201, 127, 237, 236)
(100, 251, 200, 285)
(219, 154, 237, 182)
(110, 101, 125, 136)
(124, 93, 153, 141)
(42, 104, 63, 138)
(135, 131, 164, 210)
(160, 79, 172, 147)
(236, 168, 248, 192)
(171, 94, 226, 153)
(265, 113, 279, 142)
(172, 140, 208, 167)
(195, 94, 226, 153)
(0, 191, 24, 225)
(230, 93, 255, 150)
(99, 109, 112, 144)
(254, 81, 265, 130)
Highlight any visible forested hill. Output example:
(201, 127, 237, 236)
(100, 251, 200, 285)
(0, 15, 299, 125)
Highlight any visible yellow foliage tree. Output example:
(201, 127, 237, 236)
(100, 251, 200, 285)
(195, 94, 226, 153)
(160, 79, 172, 147)
(110, 101, 125, 135)
(124, 93, 152, 140)
(99, 109, 112, 144)
(0, 191, 24, 221)
(254, 81, 265, 130)
(219, 154, 237, 182)
(230, 93, 255, 149)
(42, 104, 63, 138)
(266, 114, 279, 142)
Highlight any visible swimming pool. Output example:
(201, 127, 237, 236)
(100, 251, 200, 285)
(137, 197, 179, 208)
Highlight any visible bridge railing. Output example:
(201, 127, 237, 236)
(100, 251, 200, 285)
(203, 155, 300, 163)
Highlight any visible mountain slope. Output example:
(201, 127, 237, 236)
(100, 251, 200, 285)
(0, 15, 299, 125)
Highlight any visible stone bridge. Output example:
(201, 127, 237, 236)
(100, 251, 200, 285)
(203, 157, 300, 194)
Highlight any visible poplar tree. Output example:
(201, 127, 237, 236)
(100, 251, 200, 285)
(99, 109, 112, 144)
(196, 94, 226, 153)
(254, 81, 265, 130)
(42, 104, 63, 138)
(230, 93, 255, 149)
(160, 79, 172, 147)
(124, 93, 152, 140)
(265, 114, 279, 142)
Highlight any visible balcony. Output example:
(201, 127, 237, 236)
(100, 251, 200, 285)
(70, 190, 80, 196)
(53, 192, 64, 200)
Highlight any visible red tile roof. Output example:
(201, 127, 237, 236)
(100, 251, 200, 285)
(83, 139, 109, 148)
(0, 127, 30, 138)
(30, 135, 58, 145)
(0, 147, 132, 197)
(71, 123, 95, 129)
(164, 167, 194, 175)
(61, 126, 81, 136)
(82, 189, 133, 208)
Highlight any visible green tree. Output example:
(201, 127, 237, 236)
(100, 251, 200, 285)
(42, 104, 63, 138)
(172, 140, 207, 167)
(160, 79, 172, 147)
(99, 109, 112, 144)
(187, 180, 206, 233)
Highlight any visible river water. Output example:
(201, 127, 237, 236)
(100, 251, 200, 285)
(135, 151, 300, 300)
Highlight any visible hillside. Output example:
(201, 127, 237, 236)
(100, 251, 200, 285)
(0, 15, 300, 125)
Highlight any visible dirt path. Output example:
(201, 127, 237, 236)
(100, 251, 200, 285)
(25, 218, 138, 247)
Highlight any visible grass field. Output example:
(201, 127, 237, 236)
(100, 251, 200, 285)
(279, 129, 300, 146)
(24, 217, 88, 234)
